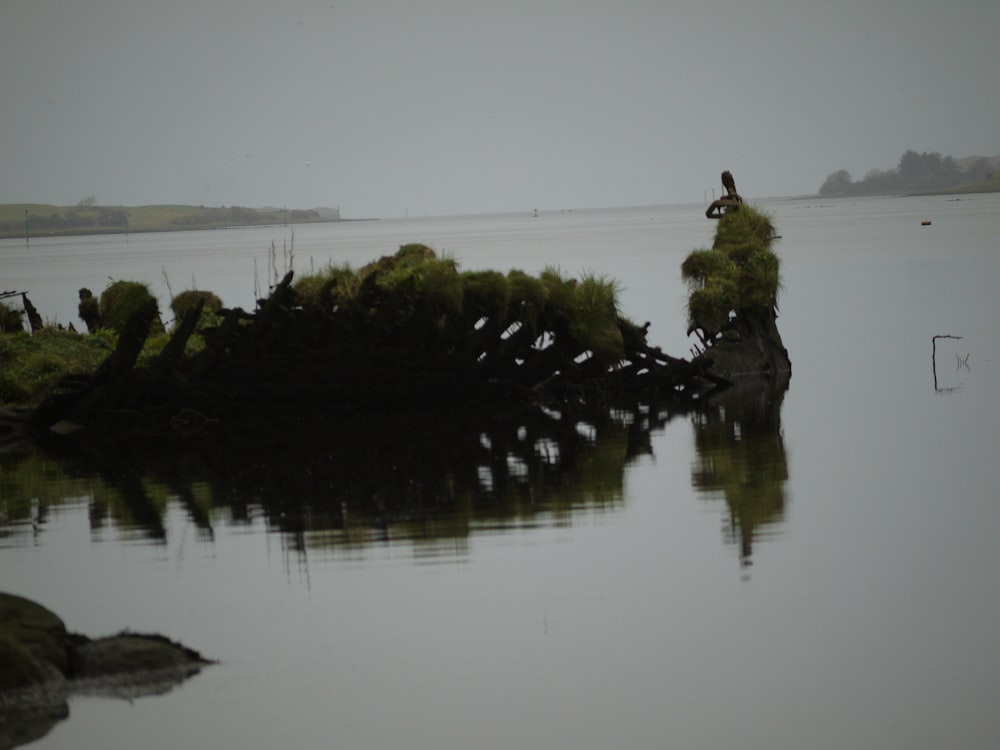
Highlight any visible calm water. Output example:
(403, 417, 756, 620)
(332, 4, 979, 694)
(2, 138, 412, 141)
(2, 195, 999, 750)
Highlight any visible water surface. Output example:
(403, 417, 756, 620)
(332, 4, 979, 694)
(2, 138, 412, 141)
(2, 195, 999, 750)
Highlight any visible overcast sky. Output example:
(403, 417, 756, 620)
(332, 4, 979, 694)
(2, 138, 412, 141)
(2, 0, 997, 218)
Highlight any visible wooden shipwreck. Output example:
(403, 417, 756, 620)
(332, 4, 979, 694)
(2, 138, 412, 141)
(28, 182, 790, 444)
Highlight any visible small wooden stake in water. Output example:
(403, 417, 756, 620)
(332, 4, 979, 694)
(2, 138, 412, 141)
(932, 334, 963, 392)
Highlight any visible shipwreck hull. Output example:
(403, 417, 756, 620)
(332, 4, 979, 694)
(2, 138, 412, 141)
(25, 189, 790, 446)
(27, 273, 732, 445)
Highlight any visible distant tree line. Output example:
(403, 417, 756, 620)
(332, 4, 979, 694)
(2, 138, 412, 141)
(819, 150, 997, 196)
(0, 207, 127, 234)
(169, 206, 320, 226)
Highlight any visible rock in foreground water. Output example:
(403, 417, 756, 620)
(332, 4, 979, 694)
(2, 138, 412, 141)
(0, 592, 212, 749)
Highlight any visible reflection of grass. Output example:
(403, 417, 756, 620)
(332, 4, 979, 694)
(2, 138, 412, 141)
(0, 405, 644, 553)
(1, 439, 223, 544)
(690, 383, 789, 565)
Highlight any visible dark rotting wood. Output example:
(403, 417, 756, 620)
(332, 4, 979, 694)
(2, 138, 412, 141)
(152, 298, 204, 375)
(186, 307, 246, 378)
(21, 293, 44, 332)
(92, 299, 159, 383)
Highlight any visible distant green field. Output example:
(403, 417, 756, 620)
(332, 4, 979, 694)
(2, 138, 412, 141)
(0, 203, 331, 238)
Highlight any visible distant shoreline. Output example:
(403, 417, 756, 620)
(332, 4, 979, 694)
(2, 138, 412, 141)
(0, 203, 361, 241)
(785, 184, 1000, 202)
(0, 221, 346, 241)
(4, 186, 997, 239)
(0, 218, 386, 241)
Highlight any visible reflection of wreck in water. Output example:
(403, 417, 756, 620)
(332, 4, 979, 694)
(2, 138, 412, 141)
(13, 399, 685, 562)
(3, 375, 790, 568)
(689, 375, 790, 568)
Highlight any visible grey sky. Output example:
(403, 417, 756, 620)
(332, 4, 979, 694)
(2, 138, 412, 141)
(2, 0, 997, 218)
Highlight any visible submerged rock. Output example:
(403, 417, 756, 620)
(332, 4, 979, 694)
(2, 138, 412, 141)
(0, 593, 211, 749)
(0, 593, 68, 685)
(71, 631, 210, 685)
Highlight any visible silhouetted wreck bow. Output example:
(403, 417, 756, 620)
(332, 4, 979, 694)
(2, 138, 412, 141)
(28, 182, 790, 444)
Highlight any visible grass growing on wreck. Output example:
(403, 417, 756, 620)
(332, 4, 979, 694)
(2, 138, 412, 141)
(2, 245, 634, 407)
(293, 246, 630, 363)
(0, 329, 117, 405)
(543, 268, 624, 362)
(682, 205, 781, 337)
(0, 325, 215, 407)
(170, 289, 223, 319)
(0, 285, 213, 407)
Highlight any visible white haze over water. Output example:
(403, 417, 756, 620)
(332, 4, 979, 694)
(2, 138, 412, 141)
(2, 0, 998, 218)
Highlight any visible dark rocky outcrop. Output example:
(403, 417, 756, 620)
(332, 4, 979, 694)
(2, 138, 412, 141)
(0, 593, 68, 685)
(0, 592, 211, 749)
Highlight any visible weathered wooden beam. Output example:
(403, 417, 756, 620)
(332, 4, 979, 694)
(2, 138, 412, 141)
(92, 299, 158, 383)
(152, 299, 204, 375)
(21, 293, 44, 332)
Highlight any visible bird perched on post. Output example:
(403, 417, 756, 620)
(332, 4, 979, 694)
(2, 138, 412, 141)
(705, 170, 743, 219)
(721, 170, 740, 201)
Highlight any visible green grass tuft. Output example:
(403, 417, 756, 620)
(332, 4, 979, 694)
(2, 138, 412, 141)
(712, 205, 777, 250)
(462, 270, 510, 321)
(573, 273, 624, 362)
(0, 301, 25, 333)
(0, 330, 116, 405)
(684, 204, 781, 334)
(170, 289, 223, 319)
(681, 249, 736, 285)
(505, 270, 549, 328)
(99, 280, 163, 334)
